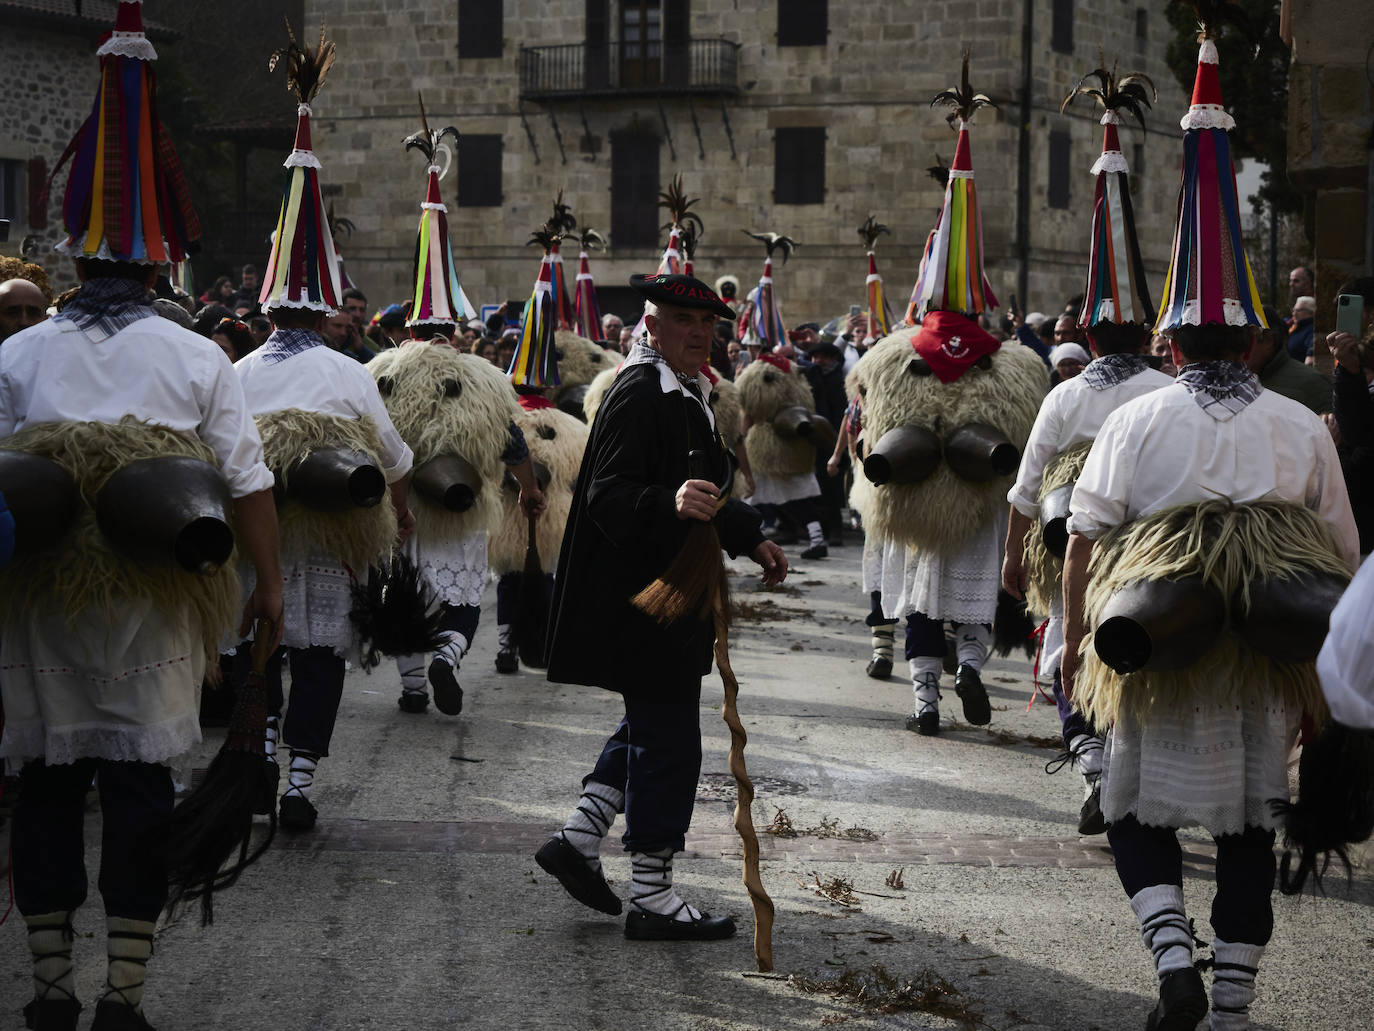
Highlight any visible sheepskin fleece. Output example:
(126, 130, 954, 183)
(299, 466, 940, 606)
(583, 366, 618, 427)
(0, 417, 239, 660)
(1023, 441, 1093, 618)
(551, 331, 618, 403)
(736, 358, 816, 478)
(711, 377, 743, 448)
(1075, 500, 1349, 728)
(862, 326, 1045, 554)
(488, 406, 589, 573)
(256, 409, 398, 572)
(369, 343, 518, 539)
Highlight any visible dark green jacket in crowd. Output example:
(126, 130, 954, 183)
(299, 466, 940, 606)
(1258, 343, 1332, 416)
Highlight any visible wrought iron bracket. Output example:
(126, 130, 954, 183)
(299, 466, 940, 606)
(720, 97, 737, 161)
(688, 96, 705, 160)
(518, 100, 541, 166)
(657, 96, 678, 163)
(548, 108, 568, 165)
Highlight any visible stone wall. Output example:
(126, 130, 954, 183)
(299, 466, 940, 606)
(1287, 0, 1374, 348)
(0, 24, 101, 291)
(306, 0, 1192, 327)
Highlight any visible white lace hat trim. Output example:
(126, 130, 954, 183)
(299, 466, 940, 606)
(96, 32, 157, 61)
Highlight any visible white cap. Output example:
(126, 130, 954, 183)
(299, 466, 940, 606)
(1049, 342, 1090, 368)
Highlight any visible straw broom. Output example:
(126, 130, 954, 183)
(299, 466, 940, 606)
(163, 619, 279, 926)
(631, 512, 776, 972)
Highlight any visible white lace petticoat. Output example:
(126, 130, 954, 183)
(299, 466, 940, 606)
(877, 507, 1007, 625)
(407, 529, 488, 609)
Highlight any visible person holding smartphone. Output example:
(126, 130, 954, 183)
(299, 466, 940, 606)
(1326, 279, 1374, 554)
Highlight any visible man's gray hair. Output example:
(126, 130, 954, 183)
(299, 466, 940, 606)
(642, 300, 659, 320)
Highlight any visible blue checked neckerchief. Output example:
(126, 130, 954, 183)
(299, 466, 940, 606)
(1175, 360, 1262, 420)
(50, 277, 156, 341)
(258, 327, 327, 365)
(1080, 353, 1153, 391)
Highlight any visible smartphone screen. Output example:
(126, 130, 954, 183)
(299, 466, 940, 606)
(1336, 294, 1364, 338)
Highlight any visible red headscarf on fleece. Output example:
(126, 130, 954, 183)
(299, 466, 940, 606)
(910, 310, 1000, 383)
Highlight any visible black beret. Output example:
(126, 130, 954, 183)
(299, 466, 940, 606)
(629, 273, 735, 320)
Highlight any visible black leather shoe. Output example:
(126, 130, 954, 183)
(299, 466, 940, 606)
(90, 1001, 156, 1031)
(494, 649, 519, 674)
(624, 908, 736, 941)
(397, 691, 429, 714)
(1145, 967, 1208, 1030)
(428, 659, 463, 715)
(535, 836, 622, 915)
(799, 543, 828, 560)
(279, 793, 317, 831)
(1078, 781, 1107, 836)
(23, 999, 80, 1031)
(866, 655, 892, 679)
(904, 710, 939, 736)
(954, 664, 991, 725)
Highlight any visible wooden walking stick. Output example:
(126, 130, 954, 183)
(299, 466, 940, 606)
(632, 513, 775, 971)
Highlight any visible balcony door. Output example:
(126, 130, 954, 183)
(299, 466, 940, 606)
(620, 1, 661, 88)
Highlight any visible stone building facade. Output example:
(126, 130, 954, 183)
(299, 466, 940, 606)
(305, 0, 1192, 327)
(1285, 0, 1373, 340)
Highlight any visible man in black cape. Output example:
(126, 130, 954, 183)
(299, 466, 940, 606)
(537, 273, 787, 941)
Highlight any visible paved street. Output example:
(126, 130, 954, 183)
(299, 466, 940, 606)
(3, 537, 1371, 1030)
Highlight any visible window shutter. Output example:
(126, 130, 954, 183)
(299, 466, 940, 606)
(458, 0, 504, 59)
(1048, 130, 1071, 210)
(457, 134, 503, 207)
(777, 0, 827, 47)
(774, 127, 826, 205)
(611, 133, 661, 248)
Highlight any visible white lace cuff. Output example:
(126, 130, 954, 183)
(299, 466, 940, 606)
(1181, 105, 1236, 131)
(97, 32, 158, 61)
(1091, 152, 1130, 175)
(284, 150, 322, 169)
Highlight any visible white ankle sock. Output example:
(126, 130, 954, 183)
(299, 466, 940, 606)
(1069, 733, 1105, 780)
(102, 917, 154, 1013)
(910, 657, 942, 715)
(871, 624, 896, 661)
(397, 655, 427, 696)
(954, 624, 990, 668)
(264, 716, 279, 761)
(630, 848, 701, 922)
(26, 912, 75, 1003)
(559, 782, 623, 874)
(285, 751, 319, 801)
(1210, 939, 1263, 1030)
(1130, 884, 1194, 977)
(806, 520, 825, 546)
(433, 630, 468, 669)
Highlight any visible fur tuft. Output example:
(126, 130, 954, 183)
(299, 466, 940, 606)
(583, 366, 618, 427)
(710, 377, 744, 449)
(489, 407, 588, 573)
(551, 331, 616, 402)
(349, 553, 448, 669)
(1023, 441, 1093, 617)
(369, 343, 518, 538)
(736, 359, 816, 479)
(1074, 500, 1349, 727)
(255, 410, 398, 572)
(862, 328, 1045, 554)
(1274, 722, 1374, 896)
(0, 418, 239, 661)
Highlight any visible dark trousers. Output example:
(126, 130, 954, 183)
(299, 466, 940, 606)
(779, 496, 820, 535)
(235, 645, 345, 758)
(814, 451, 845, 538)
(903, 613, 990, 659)
(1108, 813, 1277, 945)
(495, 572, 554, 625)
(1052, 668, 1097, 748)
(586, 691, 703, 854)
(436, 601, 480, 644)
(13, 759, 172, 921)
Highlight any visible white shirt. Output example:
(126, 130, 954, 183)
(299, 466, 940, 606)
(1318, 557, 1374, 729)
(0, 313, 273, 498)
(1008, 365, 1174, 516)
(235, 344, 413, 481)
(1068, 383, 1360, 571)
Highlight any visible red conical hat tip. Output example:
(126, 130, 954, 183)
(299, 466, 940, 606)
(762, 258, 773, 277)
(867, 252, 878, 275)
(424, 169, 442, 206)
(1102, 123, 1121, 155)
(1190, 52, 1223, 109)
(114, 1, 145, 34)
(293, 109, 313, 152)
(537, 255, 553, 283)
(951, 126, 973, 173)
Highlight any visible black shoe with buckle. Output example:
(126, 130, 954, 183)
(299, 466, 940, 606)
(954, 663, 991, 725)
(397, 691, 429, 714)
(1145, 967, 1208, 1031)
(90, 1001, 156, 1031)
(23, 999, 81, 1031)
(495, 648, 519, 674)
(535, 836, 622, 915)
(279, 793, 317, 831)
(624, 907, 736, 941)
(428, 659, 464, 715)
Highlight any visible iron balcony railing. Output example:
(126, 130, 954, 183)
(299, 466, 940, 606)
(519, 38, 740, 100)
